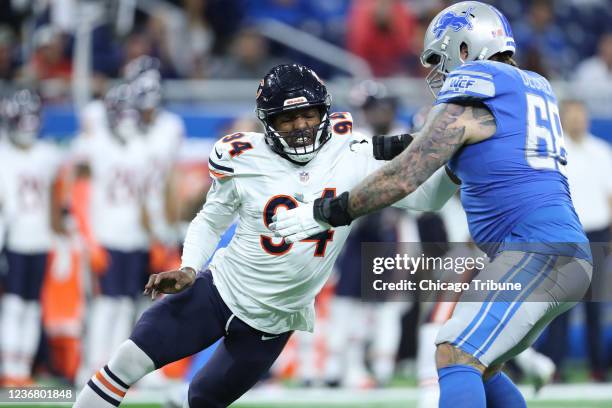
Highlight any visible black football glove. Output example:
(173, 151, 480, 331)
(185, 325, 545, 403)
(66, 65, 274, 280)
(372, 133, 414, 160)
(313, 191, 353, 227)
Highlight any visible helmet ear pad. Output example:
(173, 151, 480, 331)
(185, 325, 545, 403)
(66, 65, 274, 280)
(256, 64, 333, 164)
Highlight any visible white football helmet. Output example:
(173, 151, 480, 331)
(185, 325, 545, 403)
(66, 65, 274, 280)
(421, 1, 516, 95)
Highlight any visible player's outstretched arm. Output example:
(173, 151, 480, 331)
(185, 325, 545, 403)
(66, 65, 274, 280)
(346, 102, 494, 220)
(180, 177, 239, 268)
(314, 102, 495, 227)
(143, 176, 240, 299)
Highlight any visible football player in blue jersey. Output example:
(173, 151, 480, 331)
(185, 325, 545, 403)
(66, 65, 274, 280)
(271, 2, 593, 407)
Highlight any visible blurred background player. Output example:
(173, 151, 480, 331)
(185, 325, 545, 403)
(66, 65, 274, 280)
(129, 58, 186, 276)
(350, 80, 407, 137)
(0, 89, 65, 386)
(72, 83, 150, 384)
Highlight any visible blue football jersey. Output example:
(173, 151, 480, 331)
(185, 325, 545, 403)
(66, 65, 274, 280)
(436, 60, 590, 261)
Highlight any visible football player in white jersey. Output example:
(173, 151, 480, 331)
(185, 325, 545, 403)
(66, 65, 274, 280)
(130, 65, 185, 271)
(0, 89, 65, 386)
(72, 84, 151, 383)
(73, 64, 460, 408)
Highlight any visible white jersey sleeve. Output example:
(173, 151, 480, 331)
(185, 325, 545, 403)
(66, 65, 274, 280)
(181, 148, 240, 270)
(348, 137, 458, 211)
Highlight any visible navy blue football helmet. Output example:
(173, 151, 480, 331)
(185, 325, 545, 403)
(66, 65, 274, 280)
(256, 64, 332, 163)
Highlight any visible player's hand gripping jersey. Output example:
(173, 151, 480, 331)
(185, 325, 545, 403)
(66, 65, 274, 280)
(182, 113, 458, 334)
(437, 60, 590, 260)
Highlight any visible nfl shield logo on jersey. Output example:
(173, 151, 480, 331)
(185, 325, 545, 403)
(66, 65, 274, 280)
(299, 171, 309, 184)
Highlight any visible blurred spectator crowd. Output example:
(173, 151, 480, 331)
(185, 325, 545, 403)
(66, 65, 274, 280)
(0, 0, 611, 85)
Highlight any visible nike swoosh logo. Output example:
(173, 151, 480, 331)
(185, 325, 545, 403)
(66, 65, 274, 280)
(261, 334, 280, 341)
(215, 147, 222, 159)
(349, 139, 368, 152)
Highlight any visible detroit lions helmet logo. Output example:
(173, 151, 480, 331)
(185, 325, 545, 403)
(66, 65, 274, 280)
(433, 6, 475, 39)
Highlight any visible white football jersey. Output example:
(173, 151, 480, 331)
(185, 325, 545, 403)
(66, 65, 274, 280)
(142, 110, 185, 243)
(182, 112, 457, 334)
(72, 129, 150, 251)
(0, 140, 63, 253)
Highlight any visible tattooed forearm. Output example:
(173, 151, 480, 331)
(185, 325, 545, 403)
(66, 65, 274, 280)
(347, 102, 495, 219)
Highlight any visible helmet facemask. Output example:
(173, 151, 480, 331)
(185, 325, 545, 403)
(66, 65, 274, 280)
(422, 50, 451, 97)
(260, 104, 331, 164)
(256, 64, 333, 164)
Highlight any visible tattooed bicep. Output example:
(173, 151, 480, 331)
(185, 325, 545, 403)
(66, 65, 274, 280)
(421, 102, 496, 145)
(455, 101, 496, 144)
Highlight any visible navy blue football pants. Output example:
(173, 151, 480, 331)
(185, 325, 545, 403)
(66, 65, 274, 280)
(131, 270, 292, 407)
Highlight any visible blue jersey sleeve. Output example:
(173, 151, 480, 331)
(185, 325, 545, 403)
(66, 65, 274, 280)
(435, 62, 496, 104)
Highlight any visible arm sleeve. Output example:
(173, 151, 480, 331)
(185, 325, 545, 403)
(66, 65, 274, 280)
(180, 177, 240, 271)
(392, 166, 459, 211)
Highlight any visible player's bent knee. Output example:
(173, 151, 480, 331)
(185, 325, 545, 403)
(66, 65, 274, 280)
(107, 339, 156, 386)
(435, 342, 485, 373)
